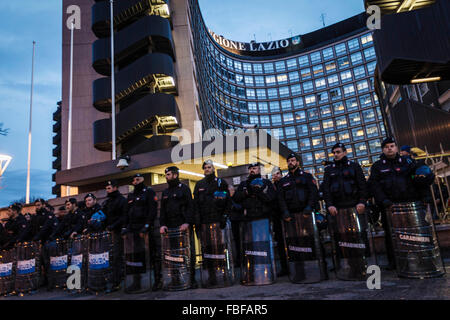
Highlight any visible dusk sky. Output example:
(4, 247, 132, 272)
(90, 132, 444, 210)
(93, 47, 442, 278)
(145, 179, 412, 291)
(0, 0, 364, 207)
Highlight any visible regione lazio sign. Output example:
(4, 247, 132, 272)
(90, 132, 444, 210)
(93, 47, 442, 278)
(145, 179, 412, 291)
(208, 30, 303, 56)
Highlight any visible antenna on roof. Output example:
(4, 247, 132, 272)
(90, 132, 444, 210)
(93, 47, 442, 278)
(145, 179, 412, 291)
(320, 13, 326, 27)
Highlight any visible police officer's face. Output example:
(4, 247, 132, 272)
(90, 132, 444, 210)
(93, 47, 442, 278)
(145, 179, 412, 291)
(400, 150, 410, 157)
(65, 202, 74, 212)
(203, 164, 214, 176)
(85, 197, 96, 208)
(332, 148, 347, 161)
(165, 171, 178, 182)
(287, 158, 299, 170)
(56, 209, 66, 217)
(383, 143, 398, 158)
(248, 166, 260, 176)
(6, 208, 14, 218)
(35, 202, 43, 211)
(272, 171, 282, 182)
(106, 185, 117, 194)
(132, 177, 144, 186)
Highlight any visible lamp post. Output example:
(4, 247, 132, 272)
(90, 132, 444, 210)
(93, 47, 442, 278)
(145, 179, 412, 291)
(110, 0, 117, 161)
(26, 41, 36, 204)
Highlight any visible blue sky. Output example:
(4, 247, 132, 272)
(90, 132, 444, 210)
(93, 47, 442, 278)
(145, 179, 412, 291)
(0, 0, 364, 207)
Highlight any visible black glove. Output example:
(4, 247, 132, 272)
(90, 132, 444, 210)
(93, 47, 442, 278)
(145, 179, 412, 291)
(382, 199, 393, 208)
(303, 206, 313, 215)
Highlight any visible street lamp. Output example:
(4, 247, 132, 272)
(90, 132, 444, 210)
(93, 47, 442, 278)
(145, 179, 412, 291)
(0, 154, 12, 177)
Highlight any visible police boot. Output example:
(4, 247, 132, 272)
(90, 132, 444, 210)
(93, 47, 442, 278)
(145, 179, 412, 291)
(126, 274, 141, 292)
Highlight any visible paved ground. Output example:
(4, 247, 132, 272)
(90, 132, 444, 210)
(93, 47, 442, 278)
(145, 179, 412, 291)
(2, 257, 449, 300)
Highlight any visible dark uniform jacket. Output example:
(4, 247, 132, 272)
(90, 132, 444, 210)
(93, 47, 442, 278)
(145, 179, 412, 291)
(52, 208, 84, 239)
(193, 173, 230, 225)
(160, 179, 194, 229)
(81, 203, 106, 233)
(232, 174, 277, 221)
(30, 207, 51, 239)
(368, 153, 431, 207)
(3, 214, 33, 248)
(33, 212, 57, 241)
(322, 156, 368, 209)
(126, 183, 158, 232)
(102, 190, 127, 232)
(278, 168, 318, 217)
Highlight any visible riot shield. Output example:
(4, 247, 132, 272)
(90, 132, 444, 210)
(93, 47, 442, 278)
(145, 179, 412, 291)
(15, 241, 41, 295)
(87, 231, 114, 292)
(161, 228, 191, 291)
(329, 208, 376, 281)
(240, 218, 276, 286)
(0, 248, 16, 296)
(283, 212, 327, 284)
(387, 202, 445, 279)
(124, 232, 151, 293)
(67, 235, 88, 293)
(199, 220, 234, 288)
(47, 238, 69, 289)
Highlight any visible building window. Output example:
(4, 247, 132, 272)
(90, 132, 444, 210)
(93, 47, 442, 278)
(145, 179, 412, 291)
(260, 115, 270, 126)
(246, 89, 256, 99)
(325, 133, 337, 146)
(333, 101, 345, 114)
(250, 115, 259, 125)
(312, 136, 323, 148)
(298, 55, 309, 67)
(322, 47, 334, 60)
(357, 80, 369, 93)
(315, 78, 326, 89)
(288, 71, 299, 82)
(343, 84, 356, 97)
(243, 63, 252, 73)
(290, 84, 301, 95)
(310, 51, 322, 64)
(361, 33, 373, 46)
(264, 63, 274, 73)
(355, 142, 368, 156)
(285, 126, 296, 138)
(292, 97, 304, 109)
(366, 124, 379, 138)
(281, 100, 292, 111)
(347, 38, 360, 51)
(305, 95, 316, 106)
(329, 88, 342, 100)
(313, 65, 324, 77)
(336, 116, 348, 129)
(234, 61, 242, 71)
(338, 130, 350, 143)
(253, 63, 263, 74)
(258, 102, 268, 112)
(352, 127, 365, 141)
(359, 94, 372, 107)
(340, 70, 352, 82)
(248, 102, 258, 112)
(308, 108, 319, 120)
(364, 47, 376, 60)
(349, 112, 362, 126)
(271, 114, 282, 125)
(267, 88, 278, 99)
(277, 74, 288, 84)
(297, 124, 309, 136)
(310, 121, 321, 134)
(328, 74, 339, 86)
(346, 98, 358, 111)
(320, 105, 332, 118)
(255, 76, 265, 86)
(335, 43, 347, 56)
(245, 76, 254, 86)
(256, 89, 266, 99)
(235, 74, 244, 85)
(302, 153, 313, 165)
(266, 75, 276, 85)
(275, 61, 286, 72)
(353, 66, 366, 79)
(269, 101, 280, 112)
(279, 86, 290, 97)
(303, 81, 314, 93)
(287, 140, 299, 151)
(367, 61, 376, 74)
(318, 91, 329, 104)
(323, 119, 334, 132)
(369, 139, 381, 153)
(300, 138, 311, 150)
(301, 68, 312, 80)
(325, 61, 337, 73)
(287, 58, 297, 70)
(338, 56, 350, 69)
(363, 109, 376, 123)
(295, 110, 306, 122)
(284, 113, 294, 124)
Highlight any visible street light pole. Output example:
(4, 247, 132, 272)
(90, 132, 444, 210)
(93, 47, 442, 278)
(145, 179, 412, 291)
(110, 0, 117, 160)
(67, 21, 75, 196)
(26, 41, 36, 204)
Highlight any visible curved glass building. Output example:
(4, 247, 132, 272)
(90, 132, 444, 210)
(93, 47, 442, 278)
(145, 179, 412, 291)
(188, 0, 386, 176)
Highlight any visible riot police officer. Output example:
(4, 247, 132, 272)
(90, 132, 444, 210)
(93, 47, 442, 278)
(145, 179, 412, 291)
(368, 137, 435, 270)
(2, 203, 33, 249)
(102, 180, 127, 290)
(271, 166, 289, 277)
(159, 166, 197, 289)
(123, 173, 160, 291)
(81, 193, 106, 234)
(193, 160, 232, 287)
(30, 199, 52, 239)
(322, 143, 370, 280)
(58, 198, 84, 239)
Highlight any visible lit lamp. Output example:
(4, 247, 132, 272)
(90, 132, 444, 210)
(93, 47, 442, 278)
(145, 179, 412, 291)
(0, 154, 12, 177)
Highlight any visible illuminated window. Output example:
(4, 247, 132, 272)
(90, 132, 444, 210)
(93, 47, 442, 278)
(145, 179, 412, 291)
(265, 75, 276, 85)
(336, 116, 347, 129)
(284, 113, 294, 124)
(323, 119, 334, 132)
(363, 109, 375, 123)
(357, 80, 369, 93)
(277, 74, 288, 84)
(295, 110, 306, 122)
(346, 98, 358, 111)
(328, 74, 339, 86)
(352, 127, 365, 141)
(312, 136, 323, 148)
(301, 68, 312, 80)
(369, 139, 381, 153)
(235, 74, 244, 85)
(349, 112, 361, 126)
(338, 130, 350, 143)
(325, 61, 337, 73)
(313, 65, 324, 76)
(338, 56, 350, 69)
(320, 105, 332, 118)
(246, 89, 256, 99)
(315, 78, 326, 89)
(315, 150, 326, 163)
(310, 122, 321, 134)
(333, 101, 345, 114)
(343, 84, 356, 97)
(361, 33, 373, 46)
(325, 133, 337, 146)
(305, 95, 316, 106)
(340, 70, 352, 82)
(300, 138, 311, 150)
(355, 142, 368, 156)
(366, 124, 379, 138)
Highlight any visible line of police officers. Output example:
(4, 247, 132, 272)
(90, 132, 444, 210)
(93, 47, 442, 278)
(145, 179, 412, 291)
(0, 136, 437, 291)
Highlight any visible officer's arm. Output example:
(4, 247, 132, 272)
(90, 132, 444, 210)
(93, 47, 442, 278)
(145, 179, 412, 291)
(277, 181, 290, 218)
(192, 182, 201, 225)
(306, 176, 319, 210)
(232, 182, 246, 203)
(256, 180, 277, 203)
(322, 168, 334, 208)
(183, 185, 195, 225)
(355, 163, 368, 205)
(72, 213, 86, 234)
(146, 189, 158, 226)
(159, 193, 167, 227)
(16, 219, 32, 243)
(34, 216, 51, 241)
(367, 164, 388, 205)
